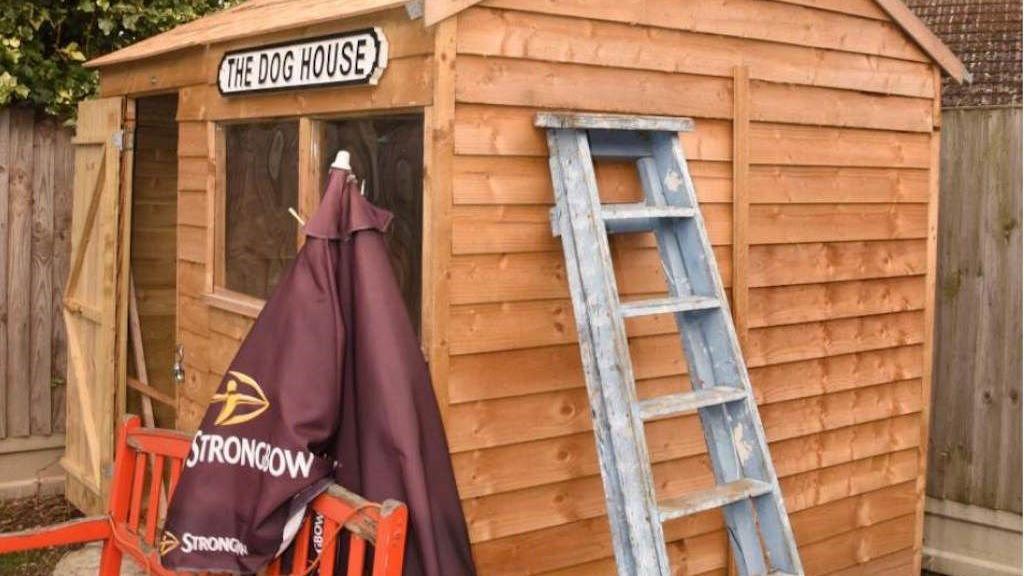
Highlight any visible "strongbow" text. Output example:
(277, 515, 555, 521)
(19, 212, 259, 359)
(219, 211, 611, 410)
(186, 430, 316, 480)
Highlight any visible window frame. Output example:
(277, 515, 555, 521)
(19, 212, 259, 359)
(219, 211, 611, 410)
(203, 112, 427, 332)
(204, 118, 305, 314)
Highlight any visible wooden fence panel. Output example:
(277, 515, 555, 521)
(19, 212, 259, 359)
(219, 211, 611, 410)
(0, 107, 74, 441)
(928, 107, 1023, 514)
(0, 110, 8, 438)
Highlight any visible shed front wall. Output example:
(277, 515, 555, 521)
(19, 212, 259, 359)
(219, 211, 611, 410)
(445, 2, 939, 575)
(132, 8, 438, 429)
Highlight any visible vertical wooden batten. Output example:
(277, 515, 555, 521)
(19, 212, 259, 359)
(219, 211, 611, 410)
(0, 109, 10, 438)
(297, 117, 324, 246)
(731, 66, 750, 351)
(30, 115, 56, 435)
(52, 125, 74, 433)
(6, 108, 35, 438)
(205, 123, 225, 293)
(115, 98, 137, 425)
(728, 66, 751, 576)
(915, 65, 944, 574)
(425, 16, 458, 422)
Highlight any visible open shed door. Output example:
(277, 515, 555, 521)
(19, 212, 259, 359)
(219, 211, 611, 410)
(61, 97, 133, 513)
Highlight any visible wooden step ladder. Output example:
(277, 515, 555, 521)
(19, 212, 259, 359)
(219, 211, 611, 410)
(539, 112, 803, 576)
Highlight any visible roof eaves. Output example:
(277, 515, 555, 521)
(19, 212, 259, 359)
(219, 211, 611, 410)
(424, 0, 484, 26)
(86, 0, 971, 86)
(874, 0, 972, 83)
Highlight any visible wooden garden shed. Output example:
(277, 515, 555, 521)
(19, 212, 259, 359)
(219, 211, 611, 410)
(67, 0, 967, 574)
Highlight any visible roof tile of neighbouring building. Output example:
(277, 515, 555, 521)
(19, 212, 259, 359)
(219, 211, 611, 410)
(906, 0, 1022, 107)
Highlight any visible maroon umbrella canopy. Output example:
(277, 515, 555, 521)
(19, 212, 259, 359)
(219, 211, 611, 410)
(161, 169, 475, 575)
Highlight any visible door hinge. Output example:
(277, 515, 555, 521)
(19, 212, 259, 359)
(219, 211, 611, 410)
(404, 0, 424, 19)
(112, 129, 133, 151)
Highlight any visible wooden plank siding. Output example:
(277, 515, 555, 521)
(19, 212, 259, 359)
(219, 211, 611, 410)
(445, 2, 937, 574)
(84, 0, 948, 572)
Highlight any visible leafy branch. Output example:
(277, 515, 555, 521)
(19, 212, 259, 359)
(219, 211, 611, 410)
(0, 0, 236, 119)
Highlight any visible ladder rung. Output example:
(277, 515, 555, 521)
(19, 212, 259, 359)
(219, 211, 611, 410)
(659, 479, 774, 522)
(619, 296, 719, 318)
(602, 204, 696, 222)
(535, 111, 695, 132)
(638, 386, 748, 421)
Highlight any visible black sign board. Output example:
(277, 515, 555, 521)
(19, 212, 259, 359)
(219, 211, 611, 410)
(217, 27, 389, 95)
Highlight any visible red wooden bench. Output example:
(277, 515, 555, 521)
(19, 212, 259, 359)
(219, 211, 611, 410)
(0, 415, 408, 575)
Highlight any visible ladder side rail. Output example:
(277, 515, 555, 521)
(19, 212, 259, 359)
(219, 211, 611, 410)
(546, 136, 637, 576)
(650, 133, 803, 574)
(636, 156, 768, 576)
(551, 129, 670, 575)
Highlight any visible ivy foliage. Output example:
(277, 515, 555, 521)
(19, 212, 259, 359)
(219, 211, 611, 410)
(0, 0, 235, 119)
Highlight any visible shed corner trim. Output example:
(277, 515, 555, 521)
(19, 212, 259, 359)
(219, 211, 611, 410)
(875, 0, 971, 83)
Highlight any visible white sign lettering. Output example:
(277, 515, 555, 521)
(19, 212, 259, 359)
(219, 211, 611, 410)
(186, 430, 317, 480)
(181, 533, 249, 556)
(217, 28, 388, 95)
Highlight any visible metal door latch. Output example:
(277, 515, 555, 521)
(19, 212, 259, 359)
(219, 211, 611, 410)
(172, 344, 186, 386)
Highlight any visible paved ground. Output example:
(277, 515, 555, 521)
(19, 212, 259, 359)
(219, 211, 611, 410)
(51, 544, 147, 576)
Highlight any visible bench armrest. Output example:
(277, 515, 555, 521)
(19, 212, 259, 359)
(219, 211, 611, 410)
(0, 516, 111, 553)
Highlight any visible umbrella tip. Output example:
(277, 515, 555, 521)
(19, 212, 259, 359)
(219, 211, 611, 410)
(331, 150, 351, 171)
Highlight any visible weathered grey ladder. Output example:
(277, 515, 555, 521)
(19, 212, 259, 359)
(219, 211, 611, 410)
(539, 112, 803, 576)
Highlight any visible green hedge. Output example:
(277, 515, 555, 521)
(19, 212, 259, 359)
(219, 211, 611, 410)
(1, 0, 235, 120)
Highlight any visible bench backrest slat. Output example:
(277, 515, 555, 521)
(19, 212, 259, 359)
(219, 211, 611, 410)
(345, 537, 366, 576)
(168, 460, 182, 499)
(144, 454, 164, 546)
(108, 415, 408, 575)
(318, 518, 339, 575)
(129, 452, 146, 531)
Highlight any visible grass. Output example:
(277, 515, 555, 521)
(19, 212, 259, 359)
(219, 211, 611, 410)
(0, 495, 83, 576)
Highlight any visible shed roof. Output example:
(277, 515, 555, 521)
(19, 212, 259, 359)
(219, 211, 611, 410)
(88, 0, 969, 82)
(87, 0, 414, 67)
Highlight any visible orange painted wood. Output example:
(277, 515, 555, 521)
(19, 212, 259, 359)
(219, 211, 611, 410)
(319, 519, 339, 575)
(0, 517, 111, 553)
(168, 459, 182, 499)
(0, 415, 409, 575)
(347, 537, 367, 576)
(145, 454, 165, 545)
(129, 453, 146, 530)
(293, 516, 313, 571)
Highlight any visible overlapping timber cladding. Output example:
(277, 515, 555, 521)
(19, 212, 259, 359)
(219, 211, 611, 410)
(79, 0, 967, 573)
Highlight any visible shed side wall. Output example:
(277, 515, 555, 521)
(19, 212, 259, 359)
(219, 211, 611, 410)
(448, 2, 938, 574)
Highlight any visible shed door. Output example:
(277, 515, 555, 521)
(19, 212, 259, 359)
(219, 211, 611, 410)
(61, 97, 132, 513)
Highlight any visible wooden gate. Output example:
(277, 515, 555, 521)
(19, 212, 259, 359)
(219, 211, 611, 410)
(61, 97, 134, 513)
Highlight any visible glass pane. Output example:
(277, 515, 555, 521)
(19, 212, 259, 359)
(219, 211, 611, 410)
(322, 116, 424, 328)
(224, 121, 299, 299)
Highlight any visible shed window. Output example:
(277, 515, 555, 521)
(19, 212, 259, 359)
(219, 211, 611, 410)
(211, 115, 424, 329)
(223, 121, 300, 300)
(321, 116, 424, 327)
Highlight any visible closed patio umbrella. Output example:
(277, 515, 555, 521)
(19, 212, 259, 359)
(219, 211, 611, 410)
(161, 168, 474, 576)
